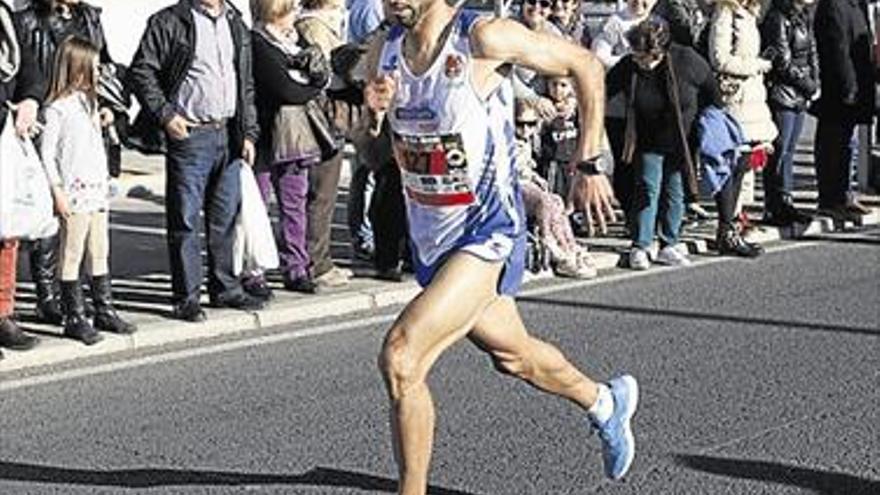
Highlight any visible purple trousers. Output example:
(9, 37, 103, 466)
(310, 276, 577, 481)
(256, 164, 310, 281)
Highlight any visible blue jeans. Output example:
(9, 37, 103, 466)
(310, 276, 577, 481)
(165, 127, 242, 305)
(764, 107, 805, 210)
(632, 152, 684, 249)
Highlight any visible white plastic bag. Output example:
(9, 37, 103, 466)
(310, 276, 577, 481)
(233, 162, 279, 275)
(0, 116, 58, 240)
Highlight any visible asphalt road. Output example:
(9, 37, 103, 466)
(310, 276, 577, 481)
(1, 232, 879, 494)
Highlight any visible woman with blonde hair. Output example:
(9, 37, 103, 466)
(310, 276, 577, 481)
(250, 0, 332, 293)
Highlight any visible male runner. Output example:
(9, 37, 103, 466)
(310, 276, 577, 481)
(363, 1, 638, 493)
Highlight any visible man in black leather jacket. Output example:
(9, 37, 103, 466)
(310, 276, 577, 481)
(760, 0, 818, 226)
(129, 0, 263, 321)
(15, 0, 112, 80)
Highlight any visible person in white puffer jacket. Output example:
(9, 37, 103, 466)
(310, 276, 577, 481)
(708, 0, 777, 224)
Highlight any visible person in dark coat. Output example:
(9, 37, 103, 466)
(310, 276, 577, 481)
(606, 17, 723, 269)
(760, 0, 818, 226)
(0, 1, 45, 358)
(812, 0, 876, 221)
(250, 0, 329, 295)
(129, 0, 264, 321)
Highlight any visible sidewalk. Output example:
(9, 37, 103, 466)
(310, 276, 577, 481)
(3, 122, 879, 374)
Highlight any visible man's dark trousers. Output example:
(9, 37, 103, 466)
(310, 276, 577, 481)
(814, 115, 857, 208)
(370, 163, 407, 272)
(165, 126, 242, 305)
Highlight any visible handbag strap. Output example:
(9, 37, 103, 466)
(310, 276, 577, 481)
(665, 53, 701, 196)
(621, 71, 638, 165)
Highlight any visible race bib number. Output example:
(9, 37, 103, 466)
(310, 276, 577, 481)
(392, 133, 475, 207)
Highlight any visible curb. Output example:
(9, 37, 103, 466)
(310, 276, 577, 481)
(0, 250, 625, 374)
(3, 209, 877, 375)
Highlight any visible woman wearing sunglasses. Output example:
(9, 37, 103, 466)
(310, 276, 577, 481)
(513, 0, 564, 119)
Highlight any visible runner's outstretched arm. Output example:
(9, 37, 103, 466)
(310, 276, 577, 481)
(471, 19, 618, 234)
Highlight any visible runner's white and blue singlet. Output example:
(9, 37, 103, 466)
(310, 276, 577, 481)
(378, 10, 527, 295)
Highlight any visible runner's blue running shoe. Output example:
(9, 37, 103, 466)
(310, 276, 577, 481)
(592, 374, 639, 480)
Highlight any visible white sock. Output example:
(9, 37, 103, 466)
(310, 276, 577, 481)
(588, 384, 614, 424)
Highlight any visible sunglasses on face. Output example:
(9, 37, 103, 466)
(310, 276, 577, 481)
(516, 120, 539, 128)
(525, 0, 552, 8)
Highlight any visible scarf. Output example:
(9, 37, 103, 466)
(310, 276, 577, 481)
(0, 6, 20, 83)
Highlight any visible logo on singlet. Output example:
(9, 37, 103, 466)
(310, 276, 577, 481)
(444, 54, 465, 83)
(395, 107, 437, 121)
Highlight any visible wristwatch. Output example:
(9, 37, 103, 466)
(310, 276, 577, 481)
(574, 155, 608, 176)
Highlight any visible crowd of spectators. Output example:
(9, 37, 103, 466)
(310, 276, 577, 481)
(0, 0, 877, 357)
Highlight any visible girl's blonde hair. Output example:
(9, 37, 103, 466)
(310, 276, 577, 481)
(250, 0, 298, 23)
(47, 37, 99, 106)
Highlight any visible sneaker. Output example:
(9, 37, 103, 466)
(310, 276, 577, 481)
(555, 253, 597, 279)
(654, 245, 692, 267)
(578, 251, 599, 277)
(628, 248, 651, 270)
(315, 266, 351, 288)
(591, 375, 639, 480)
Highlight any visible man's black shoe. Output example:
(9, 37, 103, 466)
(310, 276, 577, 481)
(172, 301, 207, 322)
(212, 293, 265, 311)
(283, 277, 320, 294)
(0, 318, 39, 351)
(243, 278, 274, 301)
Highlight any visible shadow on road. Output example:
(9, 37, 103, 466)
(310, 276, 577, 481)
(0, 462, 477, 494)
(675, 454, 880, 495)
(517, 298, 880, 338)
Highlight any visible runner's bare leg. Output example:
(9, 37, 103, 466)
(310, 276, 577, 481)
(378, 253, 504, 495)
(469, 296, 599, 409)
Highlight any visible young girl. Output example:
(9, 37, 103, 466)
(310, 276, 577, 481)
(515, 99, 597, 279)
(41, 37, 135, 345)
(538, 75, 580, 198)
